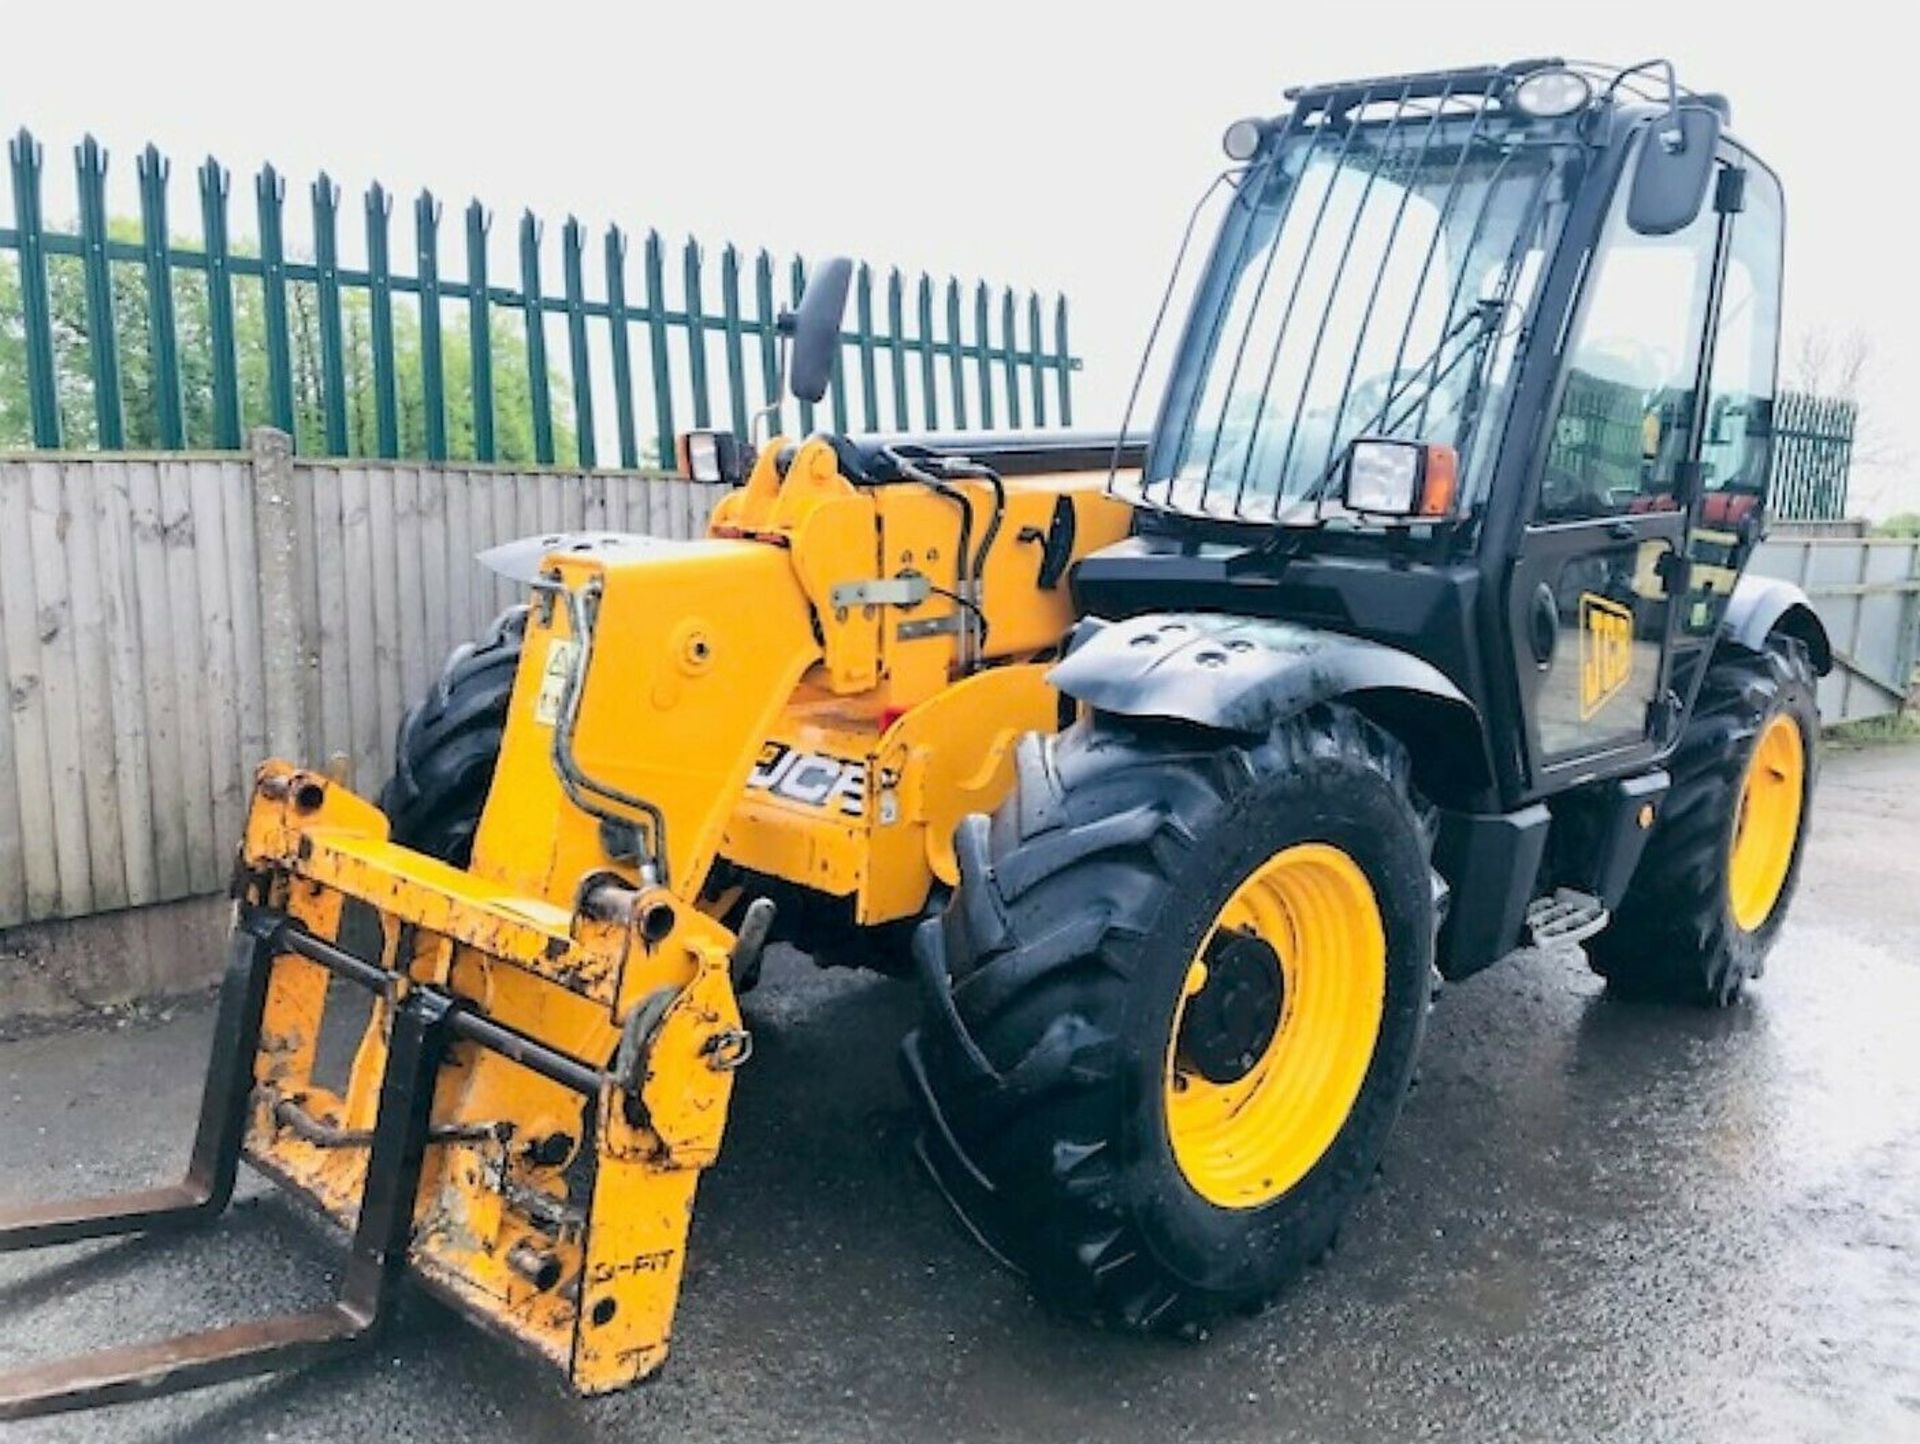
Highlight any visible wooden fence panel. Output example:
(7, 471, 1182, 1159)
(0, 461, 64, 917)
(0, 439, 713, 928)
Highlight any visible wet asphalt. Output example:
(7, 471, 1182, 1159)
(1, 742, 1915, 1444)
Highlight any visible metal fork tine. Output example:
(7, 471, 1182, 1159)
(0, 910, 277, 1252)
(0, 933, 458, 1421)
(0, 1306, 367, 1421)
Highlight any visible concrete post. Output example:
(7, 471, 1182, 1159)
(249, 427, 312, 766)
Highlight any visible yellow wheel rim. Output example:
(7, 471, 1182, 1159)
(1164, 842, 1387, 1210)
(1729, 713, 1806, 932)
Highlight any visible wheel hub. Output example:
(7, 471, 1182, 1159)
(1177, 930, 1285, 1084)
(1164, 842, 1388, 1210)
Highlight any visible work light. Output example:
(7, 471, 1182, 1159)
(1511, 67, 1593, 119)
(677, 429, 749, 486)
(1340, 439, 1459, 519)
(1222, 118, 1265, 162)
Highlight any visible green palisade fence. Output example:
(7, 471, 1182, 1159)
(1768, 390, 1858, 523)
(0, 128, 1079, 468)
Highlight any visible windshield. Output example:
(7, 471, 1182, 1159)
(1140, 105, 1581, 521)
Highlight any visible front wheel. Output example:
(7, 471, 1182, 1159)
(1586, 637, 1819, 1004)
(902, 705, 1435, 1333)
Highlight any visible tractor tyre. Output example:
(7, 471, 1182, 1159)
(378, 605, 529, 866)
(902, 705, 1435, 1333)
(1587, 636, 1819, 1005)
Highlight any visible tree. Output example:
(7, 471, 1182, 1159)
(0, 221, 575, 464)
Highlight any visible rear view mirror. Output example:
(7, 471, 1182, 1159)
(1627, 107, 1722, 236)
(784, 257, 853, 405)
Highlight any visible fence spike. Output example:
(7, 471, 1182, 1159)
(255, 163, 296, 436)
(885, 267, 910, 430)
(312, 172, 350, 454)
(605, 222, 638, 469)
(417, 189, 448, 461)
(683, 235, 711, 429)
(7, 129, 59, 446)
(644, 229, 674, 462)
(366, 181, 400, 457)
(465, 199, 496, 461)
(137, 143, 186, 448)
(519, 209, 554, 465)
(1000, 285, 1022, 429)
(199, 154, 242, 448)
(719, 242, 750, 437)
(974, 279, 994, 430)
(75, 135, 124, 447)
(1054, 293, 1073, 426)
(560, 213, 595, 468)
(1028, 290, 1046, 427)
(916, 272, 938, 431)
(754, 248, 780, 423)
(944, 276, 967, 430)
(855, 261, 879, 431)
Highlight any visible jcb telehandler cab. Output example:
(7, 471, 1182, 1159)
(0, 57, 1829, 1417)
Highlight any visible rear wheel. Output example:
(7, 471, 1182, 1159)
(1587, 637, 1818, 1004)
(902, 705, 1435, 1332)
(378, 605, 528, 865)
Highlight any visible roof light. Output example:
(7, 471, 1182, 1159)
(1511, 67, 1593, 119)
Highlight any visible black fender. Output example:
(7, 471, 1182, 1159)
(1722, 575, 1833, 674)
(1050, 612, 1493, 804)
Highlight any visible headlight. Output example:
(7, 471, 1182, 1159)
(1341, 439, 1459, 519)
(1511, 67, 1593, 120)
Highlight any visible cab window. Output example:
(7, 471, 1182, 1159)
(1535, 143, 1721, 523)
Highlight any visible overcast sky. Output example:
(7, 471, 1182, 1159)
(10, 0, 1916, 512)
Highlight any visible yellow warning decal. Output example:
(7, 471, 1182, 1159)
(533, 637, 581, 727)
(1579, 593, 1634, 719)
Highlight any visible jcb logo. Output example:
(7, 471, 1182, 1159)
(746, 741, 866, 818)
(1579, 593, 1634, 719)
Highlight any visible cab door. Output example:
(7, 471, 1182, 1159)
(1506, 139, 1737, 788)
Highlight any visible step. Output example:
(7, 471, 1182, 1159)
(1526, 888, 1609, 949)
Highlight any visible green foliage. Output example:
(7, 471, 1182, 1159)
(1873, 513, 1920, 539)
(0, 223, 573, 463)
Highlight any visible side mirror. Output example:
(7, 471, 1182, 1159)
(1627, 107, 1721, 236)
(783, 257, 853, 405)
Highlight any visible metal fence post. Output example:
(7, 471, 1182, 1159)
(8, 130, 62, 447)
(605, 225, 638, 469)
(366, 184, 401, 458)
(417, 192, 448, 463)
(465, 201, 496, 463)
(312, 174, 351, 455)
(250, 426, 312, 766)
(519, 212, 554, 465)
(137, 145, 186, 448)
(256, 165, 298, 439)
(75, 137, 126, 448)
(561, 216, 594, 469)
(200, 157, 243, 449)
(1054, 296, 1073, 426)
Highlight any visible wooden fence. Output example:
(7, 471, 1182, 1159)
(0, 429, 723, 928)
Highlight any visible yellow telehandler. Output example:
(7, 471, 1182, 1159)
(0, 58, 1830, 1417)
